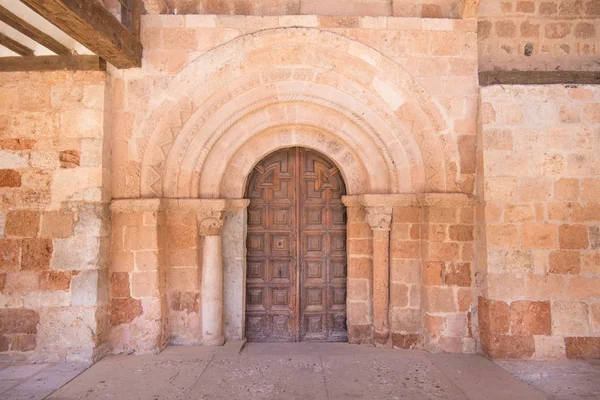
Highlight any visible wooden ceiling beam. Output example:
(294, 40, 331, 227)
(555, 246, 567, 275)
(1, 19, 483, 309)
(0, 55, 106, 72)
(0, 5, 71, 55)
(20, 0, 142, 68)
(0, 32, 34, 56)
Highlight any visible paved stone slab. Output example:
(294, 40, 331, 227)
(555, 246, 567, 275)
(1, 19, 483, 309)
(497, 359, 600, 400)
(322, 352, 466, 400)
(48, 356, 208, 400)
(0, 364, 49, 380)
(426, 354, 547, 400)
(192, 355, 328, 400)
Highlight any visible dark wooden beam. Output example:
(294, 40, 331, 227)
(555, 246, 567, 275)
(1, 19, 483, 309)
(0, 55, 106, 72)
(132, 0, 141, 37)
(20, 0, 142, 68)
(480, 71, 600, 86)
(0, 32, 34, 56)
(0, 5, 71, 55)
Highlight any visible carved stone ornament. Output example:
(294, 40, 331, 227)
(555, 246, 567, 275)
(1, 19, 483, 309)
(197, 213, 225, 236)
(365, 206, 393, 231)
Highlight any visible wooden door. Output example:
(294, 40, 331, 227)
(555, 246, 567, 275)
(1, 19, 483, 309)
(245, 147, 347, 342)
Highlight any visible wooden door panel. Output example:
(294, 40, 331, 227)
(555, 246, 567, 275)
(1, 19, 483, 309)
(245, 147, 347, 342)
(299, 148, 347, 342)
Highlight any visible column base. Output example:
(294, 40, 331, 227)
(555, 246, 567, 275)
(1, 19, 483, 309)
(202, 336, 225, 346)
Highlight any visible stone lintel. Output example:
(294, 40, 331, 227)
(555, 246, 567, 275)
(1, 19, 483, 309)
(342, 193, 473, 208)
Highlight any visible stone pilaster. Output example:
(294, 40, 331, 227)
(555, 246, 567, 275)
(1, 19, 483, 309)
(365, 207, 393, 346)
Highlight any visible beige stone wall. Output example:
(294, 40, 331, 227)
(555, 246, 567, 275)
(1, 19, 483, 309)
(110, 201, 169, 354)
(141, 0, 466, 17)
(478, 0, 600, 71)
(478, 84, 600, 359)
(0, 71, 112, 362)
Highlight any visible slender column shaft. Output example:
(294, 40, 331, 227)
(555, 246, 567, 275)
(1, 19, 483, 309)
(365, 206, 392, 346)
(372, 229, 390, 342)
(201, 235, 225, 346)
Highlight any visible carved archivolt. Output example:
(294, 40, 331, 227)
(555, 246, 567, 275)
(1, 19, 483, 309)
(140, 28, 452, 199)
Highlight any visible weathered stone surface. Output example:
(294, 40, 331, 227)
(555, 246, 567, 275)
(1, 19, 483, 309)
(111, 298, 143, 326)
(59, 150, 81, 168)
(41, 212, 74, 239)
(40, 271, 72, 291)
(5, 211, 40, 238)
(0, 239, 20, 271)
(479, 297, 510, 334)
(444, 262, 471, 287)
(71, 270, 99, 306)
(392, 333, 421, 349)
(21, 239, 53, 271)
(549, 251, 580, 274)
(510, 301, 551, 335)
(0, 308, 39, 334)
(481, 332, 535, 359)
(51, 237, 101, 270)
(170, 291, 200, 313)
(0, 169, 21, 187)
(565, 337, 600, 359)
(111, 272, 131, 298)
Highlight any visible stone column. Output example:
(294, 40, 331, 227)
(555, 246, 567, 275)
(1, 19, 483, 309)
(197, 212, 226, 346)
(366, 206, 393, 346)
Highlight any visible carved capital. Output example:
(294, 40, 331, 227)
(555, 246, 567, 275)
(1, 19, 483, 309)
(365, 206, 392, 231)
(197, 211, 225, 236)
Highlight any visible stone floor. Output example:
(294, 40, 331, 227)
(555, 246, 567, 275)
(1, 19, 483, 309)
(1, 343, 599, 400)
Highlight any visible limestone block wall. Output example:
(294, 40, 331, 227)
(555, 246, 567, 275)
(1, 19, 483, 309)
(478, 85, 600, 359)
(389, 206, 422, 347)
(478, 0, 599, 71)
(109, 201, 169, 354)
(140, 0, 467, 18)
(0, 71, 112, 362)
(420, 201, 475, 353)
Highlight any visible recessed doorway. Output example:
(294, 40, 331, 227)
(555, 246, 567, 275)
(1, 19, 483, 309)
(245, 147, 348, 342)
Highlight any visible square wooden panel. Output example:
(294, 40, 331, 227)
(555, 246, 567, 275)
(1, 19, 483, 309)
(246, 315, 267, 332)
(271, 288, 290, 308)
(247, 207, 266, 229)
(306, 315, 323, 333)
(270, 234, 291, 257)
(271, 207, 293, 230)
(330, 233, 346, 256)
(270, 259, 291, 280)
(330, 287, 346, 308)
(305, 260, 324, 279)
(330, 260, 347, 279)
(247, 233, 266, 256)
(303, 234, 325, 257)
(304, 207, 325, 230)
(306, 288, 324, 307)
(247, 260, 266, 281)
(272, 314, 290, 334)
(246, 288, 265, 310)
(330, 206, 346, 228)
(330, 314, 347, 335)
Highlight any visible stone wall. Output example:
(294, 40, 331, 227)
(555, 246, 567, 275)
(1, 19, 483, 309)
(139, 0, 468, 17)
(478, 84, 600, 359)
(109, 201, 169, 354)
(0, 71, 112, 362)
(478, 0, 599, 71)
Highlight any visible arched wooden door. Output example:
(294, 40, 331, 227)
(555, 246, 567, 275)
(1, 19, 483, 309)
(245, 147, 347, 342)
